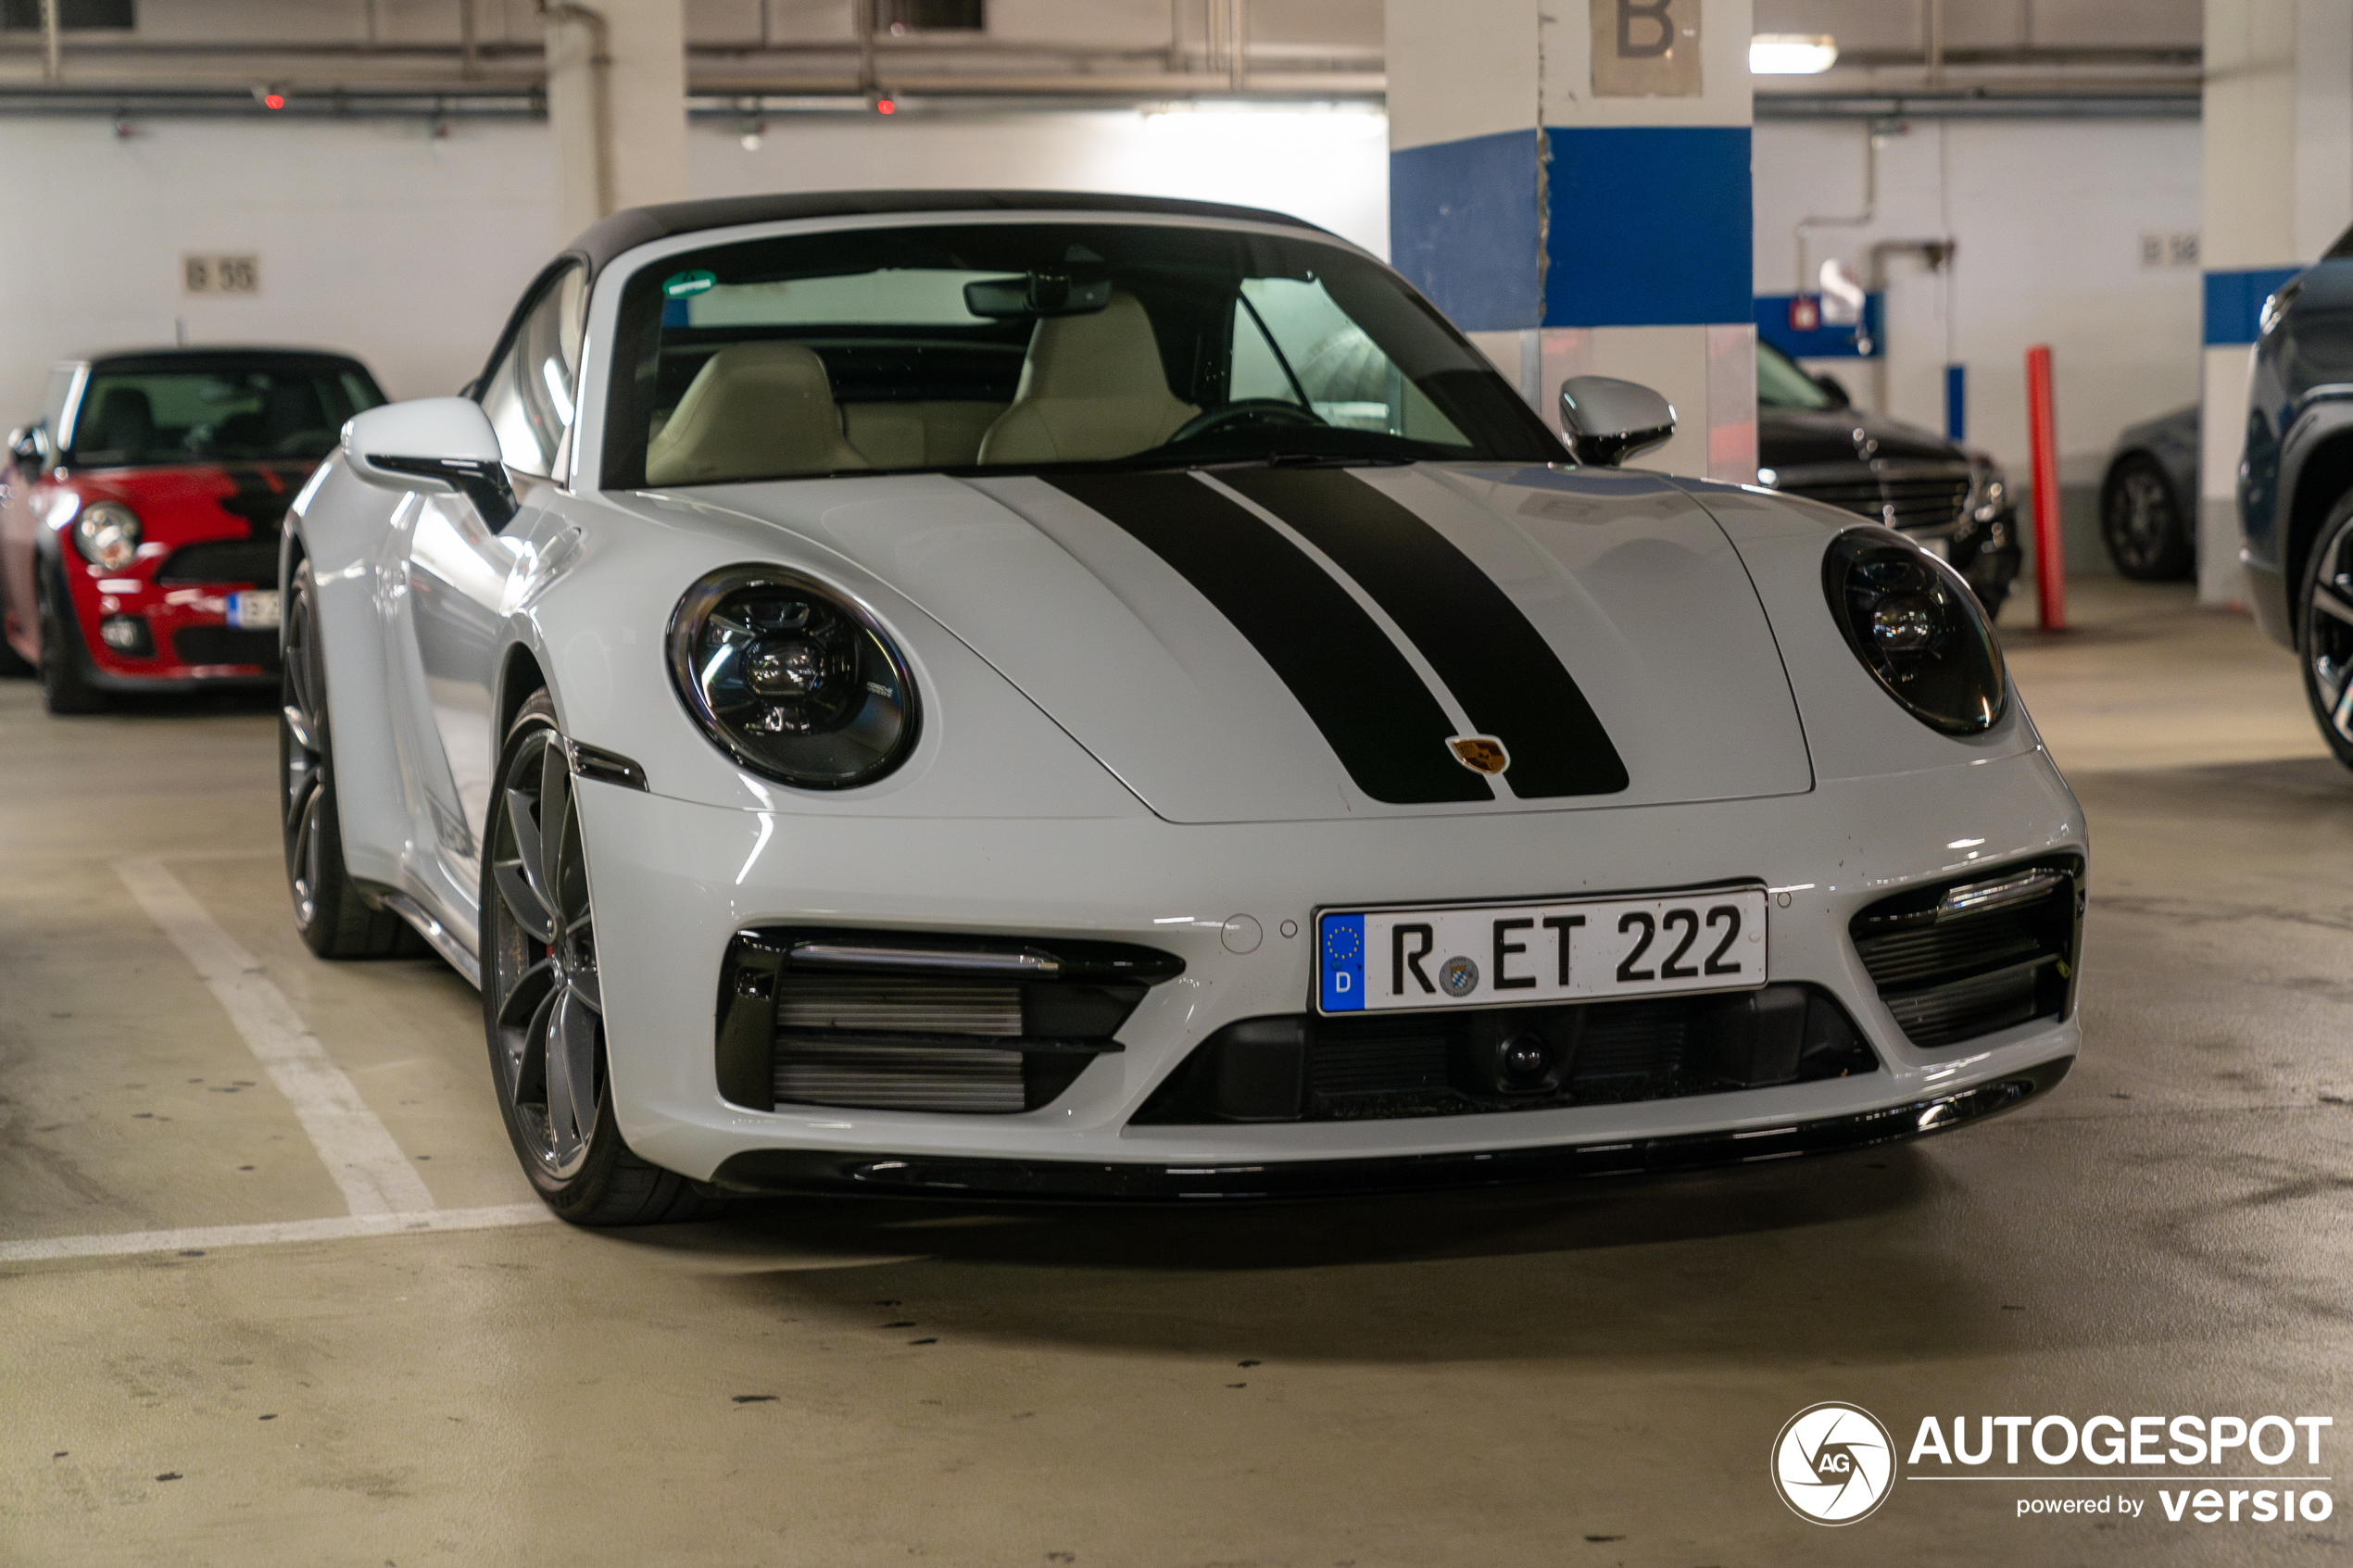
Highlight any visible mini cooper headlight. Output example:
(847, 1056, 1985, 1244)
(70, 501, 142, 571)
(667, 564, 919, 789)
(1822, 528, 2008, 735)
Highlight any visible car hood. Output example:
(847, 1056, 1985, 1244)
(660, 464, 1814, 824)
(60, 460, 316, 538)
(1758, 406, 1959, 470)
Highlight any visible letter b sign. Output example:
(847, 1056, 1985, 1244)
(1592, 0, 1702, 97)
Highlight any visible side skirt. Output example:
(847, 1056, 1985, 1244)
(381, 890, 483, 988)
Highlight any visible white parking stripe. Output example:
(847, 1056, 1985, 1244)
(0, 1204, 555, 1264)
(114, 858, 440, 1218)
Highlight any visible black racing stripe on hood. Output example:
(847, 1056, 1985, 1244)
(1046, 472, 1490, 805)
(1222, 467, 1629, 798)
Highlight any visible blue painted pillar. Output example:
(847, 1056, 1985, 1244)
(1386, 0, 1755, 480)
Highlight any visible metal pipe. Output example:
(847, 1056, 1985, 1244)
(1795, 124, 1880, 305)
(363, 0, 378, 51)
(40, 0, 58, 84)
(460, 0, 477, 81)
(1227, 0, 1245, 92)
(856, 0, 877, 97)
(1925, 0, 1945, 90)
(536, 1, 610, 217)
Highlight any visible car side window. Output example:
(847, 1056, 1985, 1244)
(479, 264, 587, 479)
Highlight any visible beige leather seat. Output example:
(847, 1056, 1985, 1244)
(645, 342, 869, 484)
(976, 291, 1198, 465)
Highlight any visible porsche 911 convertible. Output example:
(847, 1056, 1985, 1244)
(283, 191, 2085, 1223)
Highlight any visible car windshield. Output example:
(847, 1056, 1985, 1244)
(603, 220, 1564, 487)
(1755, 341, 1837, 410)
(64, 355, 384, 468)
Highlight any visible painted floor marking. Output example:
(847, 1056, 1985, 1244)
(115, 857, 439, 1218)
(0, 1204, 555, 1264)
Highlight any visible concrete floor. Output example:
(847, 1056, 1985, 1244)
(4, 578, 2349, 1566)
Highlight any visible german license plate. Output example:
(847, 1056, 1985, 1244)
(227, 590, 280, 630)
(1316, 888, 1768, 1015)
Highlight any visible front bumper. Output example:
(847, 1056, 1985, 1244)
(67, 567, 278, 687)
(576, 746, 2084, 1188)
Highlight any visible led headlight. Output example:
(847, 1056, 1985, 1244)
(71, 501, 142, 571)
(667, 564, 919, 789)
(1822, 528, 2008, 735)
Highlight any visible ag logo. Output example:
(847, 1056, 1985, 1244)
(1771, 1402, 1895, 1524)
(1447, 734, 1510, 775)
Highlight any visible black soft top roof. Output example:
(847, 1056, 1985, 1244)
(88, 346, 373, 374)
(570, 189, 1330, 276)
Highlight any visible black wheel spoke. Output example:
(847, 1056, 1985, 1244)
(497, 953, 560, 1031)
(494, 856, 556, 943)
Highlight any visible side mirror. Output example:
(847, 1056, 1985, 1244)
(343, 397, 517, 526)
(1813, 371, 1852, 408)
(1557, 377, 1676, 467)
(7, 426, 42, 469)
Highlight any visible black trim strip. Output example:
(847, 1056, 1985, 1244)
(708, 1056, 2071, 1201)
(1220, 468, 1629, 798)
(1047, 471, 1488, 804)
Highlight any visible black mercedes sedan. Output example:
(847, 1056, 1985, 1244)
(1753, 340, 2020, 616)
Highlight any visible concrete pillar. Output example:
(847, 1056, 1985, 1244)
(1386, 0, 1755, 481)
(2200, 0, 2353, 606)
(544, 0, 690, 243)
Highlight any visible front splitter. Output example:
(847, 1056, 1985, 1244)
(708, 1056, 2071, 1202)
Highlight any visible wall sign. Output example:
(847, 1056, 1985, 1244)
(1592, 0, 1701, 98)
(182, 254, 260, 295)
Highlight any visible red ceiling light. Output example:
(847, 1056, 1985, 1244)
(263, 92, 285, 110)
(875, 97, 897, 115)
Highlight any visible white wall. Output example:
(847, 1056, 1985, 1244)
(1754, 117, 2204, 487)
(0, 103, 1386, 422)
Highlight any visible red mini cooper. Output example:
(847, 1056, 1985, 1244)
(1, 347, 385, 712)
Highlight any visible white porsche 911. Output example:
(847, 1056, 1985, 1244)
(282, 191, 2084, 1223)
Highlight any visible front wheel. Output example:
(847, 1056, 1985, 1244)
(281, 557, 420, 958)
(38, 557, 106, 714)
(2297, 492, 2353, 771)
(482, 691, 722, 1225)
(2101, 454, 2195, 581)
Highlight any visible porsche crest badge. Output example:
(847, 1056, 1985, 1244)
(1447, 735, 1510, 775)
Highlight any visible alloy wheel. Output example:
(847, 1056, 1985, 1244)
(2309, 515, 2353, 746)
(486, 721, 604, 1179)
(281, 565, 328, 929)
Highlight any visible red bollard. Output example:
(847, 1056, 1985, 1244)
(2025, 344, 2065, 631)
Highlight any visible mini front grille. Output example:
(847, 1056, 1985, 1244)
(170, 625, 278, 669)
(155, 538, 277, 585)
(1851, 859, 2083, 1050)
(718, 930, 1182, 1115)
(1132, 985, 1879, 1125)
(1781, 465, 1972, 532)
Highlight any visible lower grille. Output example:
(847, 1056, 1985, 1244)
(1131, 985, 1879, 1125)
(156, 537, 277, 585)
(1852, 859, 2083, 1050)
(718, 929, 1181, 1115)
(170, 625, 278, 669)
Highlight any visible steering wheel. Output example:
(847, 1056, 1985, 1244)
(1168, 398, 1326, 445)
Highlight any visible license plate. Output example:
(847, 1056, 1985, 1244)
(1316, 888, 1768, 1014)
(227, 590, 281, 630)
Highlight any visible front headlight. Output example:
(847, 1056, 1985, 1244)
(1822, 528, 2008, 735)
(1963, 455, 2009, 522)
(667, 564, 920, 789)
(71, 501, 142, 571)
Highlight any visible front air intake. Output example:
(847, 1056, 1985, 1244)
(1850, 858, 2083, 1050)
(716, 930, 1181, 1115)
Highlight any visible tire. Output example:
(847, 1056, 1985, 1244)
(2100, 453, 2195, 581)
(37, 556, 107, 714)
(481, 690, 722, 1225)
(281, 557, 422, 958)
(2298, 490, 2353, 772)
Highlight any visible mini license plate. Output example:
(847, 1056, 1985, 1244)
(227, 590, 281, 630)
(1316, 888, 1768, 1014)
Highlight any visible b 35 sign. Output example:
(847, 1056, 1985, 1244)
(1592, 0, 1702, 97)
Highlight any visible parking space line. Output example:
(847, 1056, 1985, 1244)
(114, 857, 439, 1217)
(0, 1204, 555, 1264)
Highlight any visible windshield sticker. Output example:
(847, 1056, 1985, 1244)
(663, 270, 717, 299)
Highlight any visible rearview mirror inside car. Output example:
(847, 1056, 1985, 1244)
(963, 270, 1114, 319)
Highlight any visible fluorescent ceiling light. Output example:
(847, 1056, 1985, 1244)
(1750, 33, 1838, 75)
